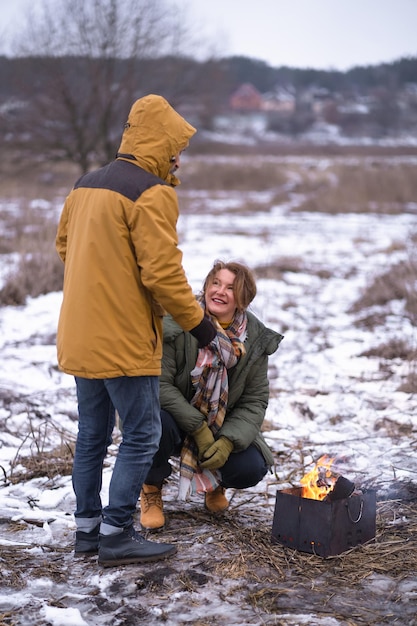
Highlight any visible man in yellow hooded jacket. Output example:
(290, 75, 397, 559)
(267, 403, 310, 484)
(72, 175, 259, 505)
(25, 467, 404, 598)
(56, 94, 215, 567)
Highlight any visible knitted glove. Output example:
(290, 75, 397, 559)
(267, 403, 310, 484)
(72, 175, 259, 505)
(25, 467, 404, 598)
(200, 437, 233, 470)
(192, 422, 215, 459)
(190, 315, 217, 348)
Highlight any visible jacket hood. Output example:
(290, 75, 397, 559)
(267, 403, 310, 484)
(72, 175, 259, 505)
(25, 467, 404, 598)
(117, 94, 196, 183)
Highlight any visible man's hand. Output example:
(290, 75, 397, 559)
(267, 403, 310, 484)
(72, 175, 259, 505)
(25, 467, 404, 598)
(192, 422, 215, 459)
(190, 315, 216, 348)
(200, 437, 233, 470)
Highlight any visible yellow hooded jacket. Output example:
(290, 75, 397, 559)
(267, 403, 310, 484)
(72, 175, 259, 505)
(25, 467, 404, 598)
(56, 94, 203, 378)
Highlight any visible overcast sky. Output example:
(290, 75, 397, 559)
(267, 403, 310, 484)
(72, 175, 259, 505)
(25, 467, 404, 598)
(1, 0, 416, 70)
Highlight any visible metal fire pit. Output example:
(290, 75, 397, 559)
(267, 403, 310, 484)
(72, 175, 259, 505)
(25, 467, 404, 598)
(271, 487, 376, 557)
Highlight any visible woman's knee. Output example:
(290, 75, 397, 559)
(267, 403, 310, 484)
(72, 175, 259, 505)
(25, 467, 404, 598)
(160, 410, 183, 451)
(220, 445, 268, 489)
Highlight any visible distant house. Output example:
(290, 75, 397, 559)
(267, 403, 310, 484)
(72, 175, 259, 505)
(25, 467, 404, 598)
(261, 87, 296, 113)
(229, 83, 297, 115)
(229, 83, 263, 111)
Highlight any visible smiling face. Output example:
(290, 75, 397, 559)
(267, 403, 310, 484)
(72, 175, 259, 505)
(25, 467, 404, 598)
(205, 269, 237, 323)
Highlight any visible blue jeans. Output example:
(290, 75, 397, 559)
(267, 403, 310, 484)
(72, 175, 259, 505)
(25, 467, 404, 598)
(145, 410, 268, 489)
(73, 376, 161, 529)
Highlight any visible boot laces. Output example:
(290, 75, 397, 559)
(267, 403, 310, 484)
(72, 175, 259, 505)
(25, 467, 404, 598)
(142, 489, 162, 512)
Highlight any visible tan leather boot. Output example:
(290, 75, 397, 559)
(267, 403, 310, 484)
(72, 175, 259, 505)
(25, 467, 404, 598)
(140, 484, 165, 530)
(205, 486, 229, 513)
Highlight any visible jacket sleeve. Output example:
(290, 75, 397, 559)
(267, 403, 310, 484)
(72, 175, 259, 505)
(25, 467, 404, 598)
(129, 184, 203, 332)
(159, 333, 206, 433)
(217, 354, 270, 452)
(55, 198, 70, 262)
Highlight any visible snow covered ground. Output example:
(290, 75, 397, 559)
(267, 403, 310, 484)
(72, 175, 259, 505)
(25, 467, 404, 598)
(0, 152, 416, 625)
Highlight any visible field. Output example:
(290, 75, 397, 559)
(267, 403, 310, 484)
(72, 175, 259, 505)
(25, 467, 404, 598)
(0, 143, 416, 625)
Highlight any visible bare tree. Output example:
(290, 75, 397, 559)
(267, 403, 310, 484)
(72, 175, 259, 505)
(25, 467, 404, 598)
(11, 0, 206, 173)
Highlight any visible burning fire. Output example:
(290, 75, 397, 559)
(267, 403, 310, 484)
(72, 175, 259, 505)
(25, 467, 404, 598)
(300, 455, 338, 500)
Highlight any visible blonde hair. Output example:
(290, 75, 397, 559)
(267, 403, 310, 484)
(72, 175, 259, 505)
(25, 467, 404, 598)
(202, 260, 257, 312)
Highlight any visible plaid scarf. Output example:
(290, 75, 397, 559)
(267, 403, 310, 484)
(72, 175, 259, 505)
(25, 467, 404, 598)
(178, 302, 247, 500)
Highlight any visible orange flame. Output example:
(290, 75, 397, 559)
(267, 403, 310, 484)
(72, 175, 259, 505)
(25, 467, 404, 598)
(300, 455, 338, 500)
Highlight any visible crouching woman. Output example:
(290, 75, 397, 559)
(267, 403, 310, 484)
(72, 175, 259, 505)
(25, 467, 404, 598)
(140, 260, 283, 529)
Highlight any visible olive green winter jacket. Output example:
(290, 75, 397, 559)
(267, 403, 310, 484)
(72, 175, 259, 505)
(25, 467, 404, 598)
(160, 311, 283, 467)
(56, 94, 204, 378)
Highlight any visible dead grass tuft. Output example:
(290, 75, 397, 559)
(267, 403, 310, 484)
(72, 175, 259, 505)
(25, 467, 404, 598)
(350, 259, 417, 319)
(0, 612, 16, 626)
(351, 257, 417, 393)
(9, 442, 74, 484)
(292, 161, 417, 214)
(181, 159, 289, 192)
(0, 204, 64, 306)
(397, 371, 417, 394)
(0, 251, 64, 306)
(4, 408, 76, 484)
(360, 338, 417, 361)
(254, 258, 333, 281)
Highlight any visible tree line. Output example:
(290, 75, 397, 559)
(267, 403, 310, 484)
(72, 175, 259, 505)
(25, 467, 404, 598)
(1, 0, 416, 173)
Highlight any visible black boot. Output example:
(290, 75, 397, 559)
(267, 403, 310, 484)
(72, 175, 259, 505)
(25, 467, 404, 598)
(98, 525, 177, 567)
(74, 524, 100, 555)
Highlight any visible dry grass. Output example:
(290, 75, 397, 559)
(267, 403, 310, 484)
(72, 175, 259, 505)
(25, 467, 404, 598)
(0, 409, 415, 623)
(8, 442, 74, 484)
(1, 482, 416, 624)
(162, 486, 417, 624)
(1, 147, 416, 624)
(350, 259, 417, 316)
(292, 161, 417, 214)
(2, 408, 76, 485)
(398, 372, 417, 394)
(0, 155, 78, 202)
(191, 139, 417, 159)
(360, 338, 417, 361)
(178, 152, 417, 226)
(349, 257, 417, 393)
(0, 202, 64, 305)
(1, 148, 417, 306)
(254, 257, 333, 281)
(181, 159, 289, 191)
(210, 497, 417, 584)
(183, 148, 417, 216)
(0, 249, 64, 306)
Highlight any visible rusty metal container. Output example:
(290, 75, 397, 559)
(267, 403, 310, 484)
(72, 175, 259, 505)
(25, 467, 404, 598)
(271, 487, 376, 557)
